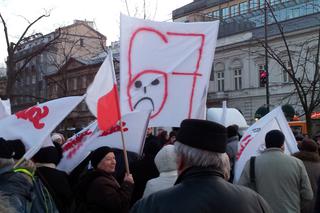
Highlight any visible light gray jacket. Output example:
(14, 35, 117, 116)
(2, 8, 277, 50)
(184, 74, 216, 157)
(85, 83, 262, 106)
(239, 148, 313, 213)
(143, 145, 177, 197)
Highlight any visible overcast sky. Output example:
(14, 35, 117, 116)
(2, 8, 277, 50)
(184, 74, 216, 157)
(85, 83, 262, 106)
(0, 0, 192, 67)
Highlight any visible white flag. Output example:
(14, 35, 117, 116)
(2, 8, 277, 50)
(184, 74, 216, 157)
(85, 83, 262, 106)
(234, 107, 298, 183)
(57, 110, 150, 173)
(0, 96, 84, 159)
(120, 14, 219, 127)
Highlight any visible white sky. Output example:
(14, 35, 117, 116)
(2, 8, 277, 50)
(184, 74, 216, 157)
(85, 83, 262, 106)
(0, 0, 192, 67)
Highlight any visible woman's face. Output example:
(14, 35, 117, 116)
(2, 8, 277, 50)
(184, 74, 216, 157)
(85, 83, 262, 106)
(97, 152, 116, 173)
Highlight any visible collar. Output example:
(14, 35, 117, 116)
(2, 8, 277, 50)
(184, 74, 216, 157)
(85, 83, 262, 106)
(35, 163, 56, 169)
(175, 166, 224, 185)
(227, 136, 239, 143)
(159, 170, 178, 177)
(263, 148, 283, 153)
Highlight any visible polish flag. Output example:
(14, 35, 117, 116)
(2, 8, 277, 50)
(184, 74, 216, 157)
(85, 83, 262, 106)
(86, 51, 121, 130)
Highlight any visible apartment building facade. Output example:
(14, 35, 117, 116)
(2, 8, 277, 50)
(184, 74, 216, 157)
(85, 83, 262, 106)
(173, 0, 320, 124)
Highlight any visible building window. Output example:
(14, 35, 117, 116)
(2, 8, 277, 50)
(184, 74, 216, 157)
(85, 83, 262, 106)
(282, 61, 292, 83)
(230, 5, 239, 16)
(217, 71, 224, 92)
(234, 69, 242, 90)
(222, 7, 230, 18)
(31, 74, 36, 84)
(210, 64, 214, 81)
(212, 10, 219, 18)
(239, 2, 248, 14)
(80, 38, 84, 47)
(73, 78, 77, 90)
(249, 0, 259, 10)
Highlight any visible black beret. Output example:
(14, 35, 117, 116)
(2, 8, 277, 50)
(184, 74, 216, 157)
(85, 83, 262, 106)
(33, 145, 61, 165)
(0, 138, 25, 159)
(176, 119, 227, 153)
(90, 146, 113, 169)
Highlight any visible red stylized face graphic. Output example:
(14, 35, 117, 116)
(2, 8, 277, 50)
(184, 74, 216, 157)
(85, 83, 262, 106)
(127, 27, 205, 119)
(128, 70, 168, 118)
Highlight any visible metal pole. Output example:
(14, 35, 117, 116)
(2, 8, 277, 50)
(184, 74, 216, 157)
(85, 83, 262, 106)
(264, 0, 270, 111)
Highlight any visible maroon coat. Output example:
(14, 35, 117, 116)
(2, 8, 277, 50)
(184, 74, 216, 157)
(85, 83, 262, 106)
(76, 170, 133, 213)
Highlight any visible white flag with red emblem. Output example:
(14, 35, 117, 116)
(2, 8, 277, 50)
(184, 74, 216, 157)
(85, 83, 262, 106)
(57, 110, 150, 173)
(0, 96, 84, 159)
(234, 107, 298, 183)
(120, 14, 219, 127)
(85, 51, 121, 131)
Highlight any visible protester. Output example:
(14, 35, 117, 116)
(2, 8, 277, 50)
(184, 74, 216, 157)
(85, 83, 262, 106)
(130, 129, 161, 204)
(0, 138, 58, 212)
(75, 146, 134, 213)
(131, 119, 272, 213)
(293, 138, 320, 213)
(295, 134, 305, 149)
(143, 144, 177, 197)
(32, 142, 74, 213)
(165, 131, 177, 145)
(239, 129, 313, 213)
(226, 125, 239, 182)
(52, 133, 66, 145)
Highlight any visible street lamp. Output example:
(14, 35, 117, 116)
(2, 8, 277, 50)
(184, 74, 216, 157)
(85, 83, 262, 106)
(264, 0, 270, 111)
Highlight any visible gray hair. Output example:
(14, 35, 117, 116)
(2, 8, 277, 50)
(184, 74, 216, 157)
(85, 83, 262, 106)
(175, 141, 230, 180)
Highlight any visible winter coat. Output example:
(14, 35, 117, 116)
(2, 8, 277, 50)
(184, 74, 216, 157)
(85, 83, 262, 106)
(239, 148, 313, 213)
(75, 169, 133, 213)
(131, 166, 272, 213)
(293, 151, 320, 213)
(36, 166, 74, 213)
(226, 136, 238, 182)
(143, 145, 177, 197)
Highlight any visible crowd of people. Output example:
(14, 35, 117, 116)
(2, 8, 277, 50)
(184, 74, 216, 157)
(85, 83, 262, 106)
(1, 119, 320, 213)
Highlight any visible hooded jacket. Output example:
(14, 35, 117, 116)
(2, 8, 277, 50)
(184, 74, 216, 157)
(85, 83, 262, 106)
(143, 145, 177, 197)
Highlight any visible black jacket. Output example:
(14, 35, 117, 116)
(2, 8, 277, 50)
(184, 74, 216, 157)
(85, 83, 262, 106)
(131, 166, 272, 213)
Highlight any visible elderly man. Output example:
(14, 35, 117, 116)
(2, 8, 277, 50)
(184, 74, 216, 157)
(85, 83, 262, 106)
(239, 130, 313, 213)
(131, 119, 272, 213)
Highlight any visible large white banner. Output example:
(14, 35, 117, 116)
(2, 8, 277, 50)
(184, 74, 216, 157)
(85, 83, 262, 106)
(0, 96, 84, 159)
(234, 107, 299, 183)
(120, 14, 219, 127)
(57, 110, 150, 173)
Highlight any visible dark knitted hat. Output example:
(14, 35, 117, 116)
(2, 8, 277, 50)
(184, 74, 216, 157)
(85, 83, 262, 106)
(0, 138, 26, 159)
(176, 119, 227, 153)
(90, 146, 113, 169)
(300, 138, 318, 152)
(265, 130, 285, 148)
(33, 142, 62, 165)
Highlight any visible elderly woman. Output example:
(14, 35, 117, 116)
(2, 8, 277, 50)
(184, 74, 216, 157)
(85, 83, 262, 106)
(76, 146, 134, 213)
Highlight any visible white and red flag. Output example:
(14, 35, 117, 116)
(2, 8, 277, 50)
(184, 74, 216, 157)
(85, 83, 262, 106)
(234, 107, 298, 183)
(86, 51, 121, 131)
(0, 96, 84, 159)
(57, 110, 150, 173)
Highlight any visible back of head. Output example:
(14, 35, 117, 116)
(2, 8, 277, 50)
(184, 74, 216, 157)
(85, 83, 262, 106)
(265, 130, 285, 148)
(154, 145, 177, 173)
(175, 119, 230, 179)
(32, 142, 63, 166)
(0, 138, 25, 160)
(227, 125, 238, 138)
(300, 138, 318, 153)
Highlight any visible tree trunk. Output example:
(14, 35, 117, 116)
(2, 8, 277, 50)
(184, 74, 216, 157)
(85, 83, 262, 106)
(305, 112, 313, 137)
